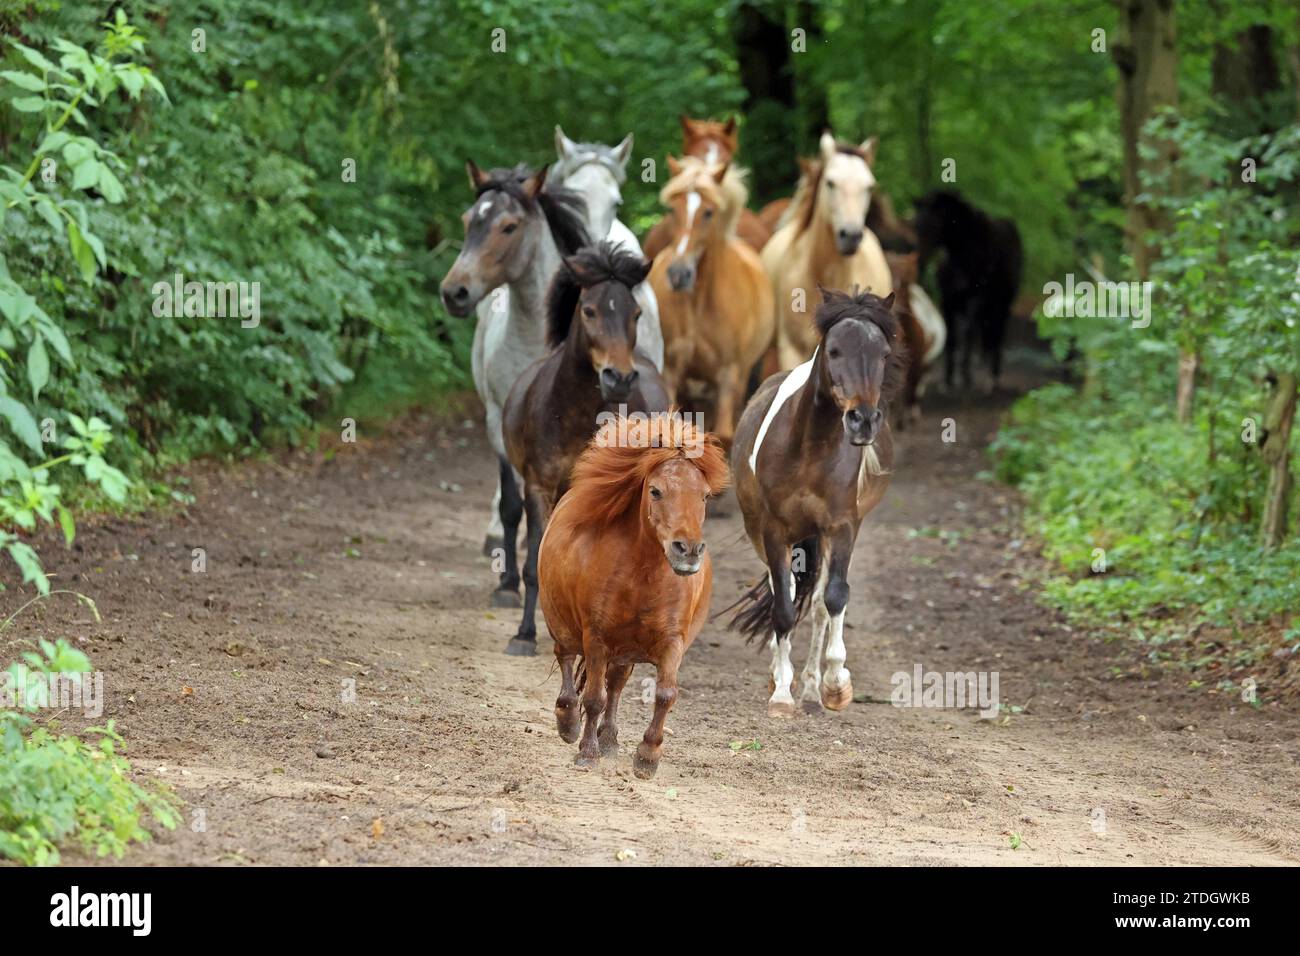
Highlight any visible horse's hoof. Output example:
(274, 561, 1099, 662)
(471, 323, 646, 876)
(632, 747, 660, 779)
(598, 729, 619, 757)
(821, 680, 853, 711)
(504, 637, 537, 657)
(482, 535, 504, 558)
(767, 699, 797, 719)
(800, 697, 824, 716)
(490, 588, 521, 608)
(556, 710, 581, 744)
(574, 754, 600, 769)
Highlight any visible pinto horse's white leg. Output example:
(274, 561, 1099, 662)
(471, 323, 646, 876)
(821, 609, 851, 710)
(768, 633, 796, 716)
(485, 480, 504, 545)
(799, 561, 830, 713)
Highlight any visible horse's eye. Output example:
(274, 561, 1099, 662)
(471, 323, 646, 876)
(703, 209, 714, 220)
(826, 180, 836, 189)
(650, 487, 663, 500)
(828, 347, 841, 359)
(582, 305, 596, 319)
(502, 222, 518, 234)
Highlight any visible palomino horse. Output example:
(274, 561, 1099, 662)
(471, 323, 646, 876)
(642, 115, 770, 258)
(760, 182, 916, 252)
(440, 162, 589, 581)
(886, 251, 946, 427)
(728, 288, 906, 717)
(761, 132, 893, 371)
(913, 190, 1023, 391)
(501, 243, 670, 656)
(649, 156, 774, 447)
(540, 413, 728, 776)
(552, 126, 664, 370)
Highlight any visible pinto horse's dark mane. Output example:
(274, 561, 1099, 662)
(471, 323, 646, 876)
(815, 287, 908, 404)
(476, 163, 590, 256)
(544, 241, 651, 349)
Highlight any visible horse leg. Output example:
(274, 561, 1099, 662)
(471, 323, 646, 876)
(960, 312, 975, 390)
(764, 544, 799, 718)
(635, 646, 681, 779)
(714, 364, 741, 448)
(798, 558, 830, 715)
(820, 530, 856, 711)
(554, 652, 582, 744)
(504, 486, 544, 656)
(574, 643, 608, 767)
(484, 481, 504, 556)
(491, 457, 523, 608)
(598, 663, 634, 757)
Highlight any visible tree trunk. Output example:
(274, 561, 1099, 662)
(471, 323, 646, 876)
(1175, 349, 1198, 424)
(1259, 372, 1297, 549)
(1212, 24, 1282, 135)
(1113, 0, 1178, 280)
(733, 2, 796, 204)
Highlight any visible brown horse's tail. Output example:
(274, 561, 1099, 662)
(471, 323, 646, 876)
(574, 655, 588, 694)
(721, 536, 821, 644)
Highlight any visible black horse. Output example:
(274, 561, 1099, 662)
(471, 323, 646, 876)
(913, 191, 1023, 390)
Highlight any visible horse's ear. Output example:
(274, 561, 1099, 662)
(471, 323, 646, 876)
(709, 161, 729, 183)
(859, 136, 879, 166)
(613, 133, 634, 169)
(679, 114, 695, 138)
(629, 254, 652, 286)
(522, 164, 548, 200)
(666, 155, 683, 178)
(722, 115, 737, 136)
(466, 159, 488, 192)
(882, 291, 897, 311)
(555, 125, 576, 161)
(819, 130, 837, 161)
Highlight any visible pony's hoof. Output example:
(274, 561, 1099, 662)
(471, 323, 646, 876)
(490, 588, 521, 608)
(556, 710, 581, 744)
(574, 753, 600, 769)
(504, 637, 537, 656)
(632, 746, 660, 779)
(821, 680, 853, 711)
(482, 535, 504, 558)
(767, 699, 797, 719)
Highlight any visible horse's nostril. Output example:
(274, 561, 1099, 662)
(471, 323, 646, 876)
(449, 285, 468, 302)
(671, 540, 688, 557)
(627, 369, 639, 386)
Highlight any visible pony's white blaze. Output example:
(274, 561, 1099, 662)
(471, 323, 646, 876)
(477, 199, 493, 218)
(703, 143, 719, 164)
(675, 191, 701, 255)
(748, 349, 817, 474)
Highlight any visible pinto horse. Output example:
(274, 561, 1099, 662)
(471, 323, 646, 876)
(761, 132, 893, 372)
(913, 190, 1023, 391)
(501, 242, 670, 656)
(642, 115, 770, 258)
(440, 162, 589, 573)
(728, 288, 905, 717)
(540, 413, 728, 776)
(649, 156, 774, 447)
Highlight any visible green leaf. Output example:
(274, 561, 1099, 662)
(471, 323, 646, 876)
(96, 166, 124, 204)
(27, 336, 49, 398)
(10, 97, 49, 113)
(56, 505, 75, 547)
(6, 541, 49, 594)
(72, 160, 99, 191)
(0, 70, 45, 92)
(65, 221, 96, 284)
(0, 396, 41, 452)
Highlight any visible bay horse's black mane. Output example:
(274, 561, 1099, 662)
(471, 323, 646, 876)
(476, 163, 589, 257)
(815, 287, 908, 404)
(545, 241, 651, 349)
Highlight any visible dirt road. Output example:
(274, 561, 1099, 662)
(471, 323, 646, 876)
(6, 383, 1298, 866)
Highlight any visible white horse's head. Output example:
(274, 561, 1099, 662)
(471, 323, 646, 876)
(817, 131, 878, 257)
(554, 127, 633, 241)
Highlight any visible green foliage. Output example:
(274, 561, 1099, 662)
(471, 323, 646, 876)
(0, 637, 180, 866)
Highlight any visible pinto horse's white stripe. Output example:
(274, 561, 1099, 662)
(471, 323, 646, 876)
(748, 349, 817, 475)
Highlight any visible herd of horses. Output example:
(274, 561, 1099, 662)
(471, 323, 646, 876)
(439, 116, 1022, 777)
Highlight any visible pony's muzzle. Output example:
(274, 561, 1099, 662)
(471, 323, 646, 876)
(836, 227, 864, 256)
(844, 405, 883, 446)
(599, 366, 638, 401)
(667, 261, 696, 292)
(440, 281, 474, 317)
(667, 539, 705, 576)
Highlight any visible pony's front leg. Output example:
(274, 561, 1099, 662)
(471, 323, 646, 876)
(491, 457, 523, 608)
(764, 542, 799, 718)
(713, 364, 741, 447)
(504, 486, 545, 656)
(598, 663, 634, 756)
(820, 530, 856, 711)
(484, 480, 504, 556)
(575, 643, 608, 767)
(799, 559, 830, 714)
(554, 652, 582, 744)
(635, 647, 681, 779)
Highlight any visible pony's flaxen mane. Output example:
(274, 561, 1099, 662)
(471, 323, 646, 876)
(791, 141, 873, 235)
(544, 241, 651, 349)
(658, 157, 750, 238)
(815, 287, 908, 404)
(475, 163, 590, 256)
(566, 413, 729, 528)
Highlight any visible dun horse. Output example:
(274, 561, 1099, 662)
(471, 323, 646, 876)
(761, 132, 893, 371)
(649, 156, 774, 447)
(913, 190, 1023, 391)
(728, 288, 905, 717)
(540, 414, 728, 776)
(642, 115, 770, 258)
(501, 243, 670, 656)
(440, 162, 589, 577)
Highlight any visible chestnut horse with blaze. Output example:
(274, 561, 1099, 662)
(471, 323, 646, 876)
(728, 289, 905, 717)
(540, 414, 728, 777)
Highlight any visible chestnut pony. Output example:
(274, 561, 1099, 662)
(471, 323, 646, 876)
(502, 243, 670, 656)
(886, 251, 946, 428)
(728, 288, 905, 718)
(649, 156, 774, 446)
(642, 115, 770, 258)
(540, 413, 728, 776)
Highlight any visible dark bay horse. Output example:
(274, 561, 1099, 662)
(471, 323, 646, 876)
(913, 190, 1023, 391)
(728, 288, 906, 717)
(501, 242, 671, 656)
(540, 414, 728, 776)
